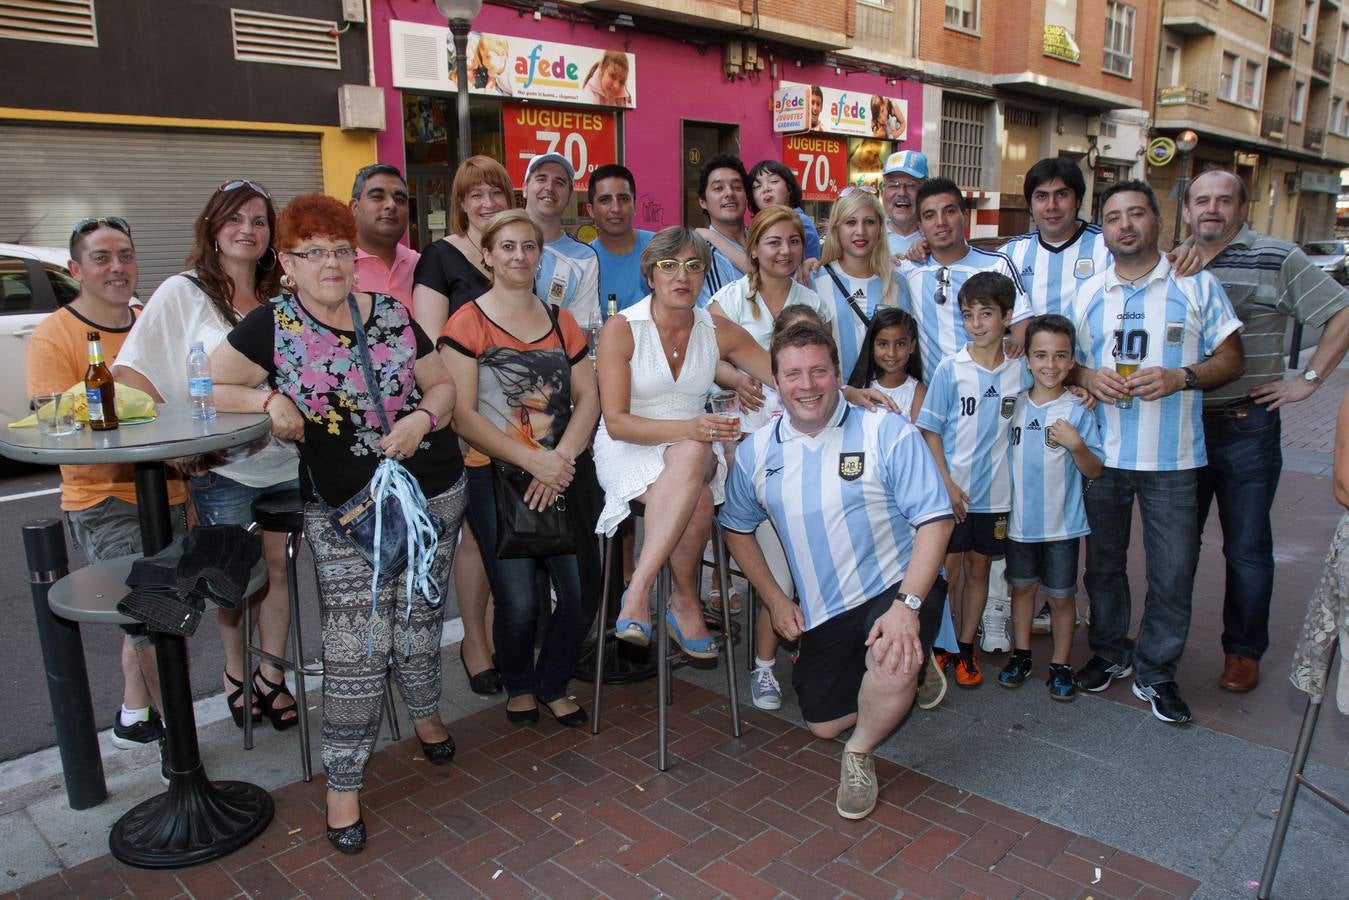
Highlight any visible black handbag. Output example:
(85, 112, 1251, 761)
(492, 459, 574, 559)
(489, 301, 576, 560)
(327, 293, 445, 581)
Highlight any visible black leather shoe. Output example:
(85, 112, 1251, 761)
(326, 817, 366, 855)
(506, 705, 539, 725)
(419, 734, 456, 766)
(460, 654, 503, 695)
(546, 702, 588, 729)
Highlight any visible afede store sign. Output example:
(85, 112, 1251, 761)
(390, 20, 637, 108)
(773, 81, 907, 141)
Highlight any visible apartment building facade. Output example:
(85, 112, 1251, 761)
(1155, 0, 1349, 243)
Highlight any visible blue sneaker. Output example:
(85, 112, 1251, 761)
(751, 666, 781, 710)
(997, 654, 1033, 688)
(1046, 664, 1076, 702)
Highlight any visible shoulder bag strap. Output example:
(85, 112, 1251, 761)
(346, 292, 391, 435)
(825, 264, 872, 328)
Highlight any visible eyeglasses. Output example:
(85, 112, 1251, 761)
(935, 267, 951, 305)
(652, 258, 708, 275)
(288, 246, 357, 263)
(71, 216, 131, 239)
(220, 179, 272, 199)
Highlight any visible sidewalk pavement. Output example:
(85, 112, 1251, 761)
(2, 370, 1347, 898)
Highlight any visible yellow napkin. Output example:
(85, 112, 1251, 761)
(9, 383, 157, 428)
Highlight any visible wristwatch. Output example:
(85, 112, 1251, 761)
(896, 592, 923, 611)
(1182, 366, 1199, 390)
(1303, 369, 1324, 385)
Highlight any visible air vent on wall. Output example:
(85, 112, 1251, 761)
(0, 0, 97, 47)
(231, 8, 339, 70)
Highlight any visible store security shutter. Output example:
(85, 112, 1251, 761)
(0, 123, 322, 294)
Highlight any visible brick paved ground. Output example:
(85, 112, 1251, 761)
(1279, 368, 1347, 457)
(7, 681, 1200, 899)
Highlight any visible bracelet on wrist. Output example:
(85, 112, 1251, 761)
(262, 388, 280, 413)
(411, 407, 438, 430)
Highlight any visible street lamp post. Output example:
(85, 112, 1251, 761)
(1172, 129, 1199, 245)
(435, 0, 483, 165)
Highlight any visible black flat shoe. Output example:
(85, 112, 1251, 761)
(460, 653, 503, 695)
(326, 816, 366, 855)
(506, 705, 539, 725)
(419, 734, 456, 765)
(546, 703, 588, 729)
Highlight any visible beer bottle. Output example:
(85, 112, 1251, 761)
(85, 330, 119, 431)
(606, 293, 618, 320)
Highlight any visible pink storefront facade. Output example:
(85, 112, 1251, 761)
(371, 2, 923, 248)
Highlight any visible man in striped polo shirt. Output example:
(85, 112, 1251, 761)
(1181, 169, 1349, 692)
(720, 323, 952, 820)
(899, 177, 1033, 382)
(1070, 180, 1244, 724)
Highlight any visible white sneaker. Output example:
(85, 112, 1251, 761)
(980, 597, 1011, 653)
(1031, 602, 1052, 635)
(751, 666, 782, 710)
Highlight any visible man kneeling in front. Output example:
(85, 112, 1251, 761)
(720, 322, 954, 819)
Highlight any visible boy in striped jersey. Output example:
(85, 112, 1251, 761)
(916, 272, 1032, 688)
(1070, 180, 1244, 725)
(998, 315, 1103, 700)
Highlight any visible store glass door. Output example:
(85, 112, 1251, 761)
(681, 121, 739, 227)
(408, 170, 451, 251)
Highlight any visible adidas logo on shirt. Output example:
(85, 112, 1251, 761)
(1021, 265, 1034, 276)
(983, 386, 999, 398)
(1027, 418, 1041, 430)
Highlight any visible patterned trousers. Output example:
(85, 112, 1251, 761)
(304, 475, 466, 792)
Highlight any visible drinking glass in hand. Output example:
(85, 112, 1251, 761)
(709, 389, 742, 439)
(1115, 355, 1141, 409)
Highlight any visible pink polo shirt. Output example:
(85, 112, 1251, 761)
(355, 243, 420, 307)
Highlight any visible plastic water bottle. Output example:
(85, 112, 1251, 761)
(187, 341, 216, 420)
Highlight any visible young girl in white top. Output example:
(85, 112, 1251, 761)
(847, 305, 926, 421)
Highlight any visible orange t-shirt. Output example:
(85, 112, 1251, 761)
(440, 301, 588, 468)
(26, 305, 187, 512)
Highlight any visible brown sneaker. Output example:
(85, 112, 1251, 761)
(836, 750, 878, 820)
(916, 649, 947, 710)
(1219, 654, 1259, 692)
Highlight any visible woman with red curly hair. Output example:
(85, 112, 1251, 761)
(211, 193, 466, 855)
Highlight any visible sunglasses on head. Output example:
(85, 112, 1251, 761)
(71, 216, 131, 239)
(935, 267, 951, 305)
(219, 179, 272, 199)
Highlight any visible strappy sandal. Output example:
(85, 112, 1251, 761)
(224, 670, 261, 729)
(706, 588, 743, 615)
(252, 667, 299, 731)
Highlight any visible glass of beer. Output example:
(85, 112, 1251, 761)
(1115, 353, 1142, 409)
(709, 389, 741, 439)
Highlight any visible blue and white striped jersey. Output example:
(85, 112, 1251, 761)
(541, 234, 601, 324)
(697, 239, 747, 308)
(813, 264, 910, 379)
(916, 346, 1032, 513)
(1001, 223, 1111, 316)
(1069, 256, 1241, 471)
(886, 227, 923, 258)
(899, 246, 1032, 383)
(719, 397, 952, 631)
(1007, 391, 1100, 541)
(537, 246, 587, 319)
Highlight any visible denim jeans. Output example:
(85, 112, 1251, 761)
(1197, 403, 1282, 660)
(464, 465, 595, 703)
(1084, 467, 1200, 686)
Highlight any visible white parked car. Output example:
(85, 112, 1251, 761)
(0, 243, 80, 427)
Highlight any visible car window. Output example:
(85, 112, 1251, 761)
(1304, 241, 1344, 256)
(0, 256, 37, 315)
(43, 263, 79, 306)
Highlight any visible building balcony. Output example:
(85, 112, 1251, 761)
(1156, 84, 1211, 108)
(1262, 113, 1287, 140)
(568, 0, 852, 52)
(1306, 127, 1326, 151)
(1270, 24, 1295, 61)
(1163, 0, 1219, 35)
(1314, 46, 1335, 78)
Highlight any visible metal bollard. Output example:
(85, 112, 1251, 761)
(24, 519, 107, 809)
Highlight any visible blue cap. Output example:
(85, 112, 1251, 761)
(883, 150, 928, 179)
(525, 152, 576, 182)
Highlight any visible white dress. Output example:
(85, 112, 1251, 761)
(594, 296, 726, 536)
(871, 377, 919, 418)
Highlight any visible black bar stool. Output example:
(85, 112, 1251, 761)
(591, 500, 741, 771)
(243, 489, 400, 782)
